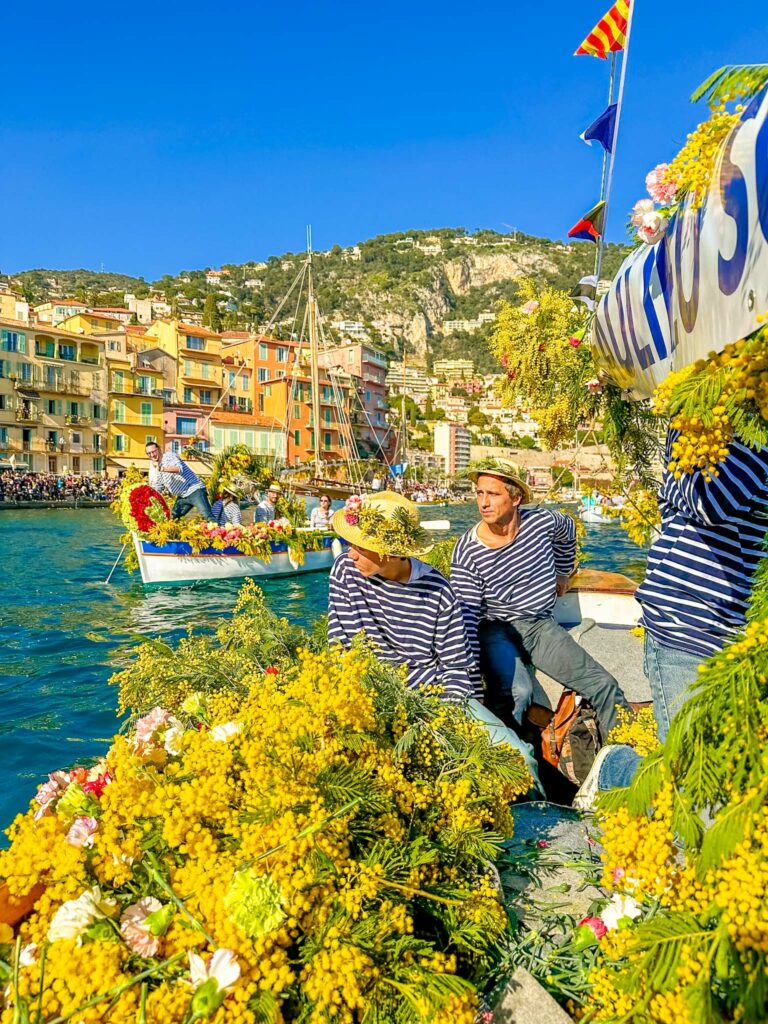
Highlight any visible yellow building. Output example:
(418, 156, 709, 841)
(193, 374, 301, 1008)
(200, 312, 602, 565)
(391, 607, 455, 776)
(58, 312, 126, 336)
(0, 288, 29, 323)
(0, 318, 107, 474)
(140, 320, 223, 410)
(33, 300, 89, 325)
(103, 334, 164, 474)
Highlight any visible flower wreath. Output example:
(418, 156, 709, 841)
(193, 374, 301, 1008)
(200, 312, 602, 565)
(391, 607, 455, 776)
(128, 484, 171, 534)
(342, 495, 428, 556)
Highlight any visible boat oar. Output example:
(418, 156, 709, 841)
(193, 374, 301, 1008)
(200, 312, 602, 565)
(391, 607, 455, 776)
(104, 543, 127, 584)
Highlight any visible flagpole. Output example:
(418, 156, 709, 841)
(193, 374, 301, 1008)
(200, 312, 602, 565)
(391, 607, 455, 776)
(594, 0, 637, 286)
(594, 52, 618, 277)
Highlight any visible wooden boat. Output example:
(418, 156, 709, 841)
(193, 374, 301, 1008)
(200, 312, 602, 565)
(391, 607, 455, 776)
(545, 568, 650, 706)
(132, 531, 345, 586)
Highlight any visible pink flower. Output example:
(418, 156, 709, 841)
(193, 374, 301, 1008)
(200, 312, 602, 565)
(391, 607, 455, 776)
(578, 916, 608, 940)
(586, 378, 603, 394)
(66, 815, 98, 848)
(500, 354, 509, 367)
(568, 336, 582, 348)
(120, 897, 162, 957)
(82, 771, 113, 798)
(637, 211, 667, 245)
(135, 707, 172, 745)
(536, 839, 550, 848)
(521, 299, 540, 314)
(344, 494, 362, 526)
(612, 866, 626, 884)
(646, 163, 678, 205)
(34, 771, 70, 820)
(630, 198, 654, 227)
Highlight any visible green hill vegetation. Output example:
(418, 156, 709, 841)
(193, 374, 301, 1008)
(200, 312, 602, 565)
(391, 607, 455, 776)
(4, 228, 632, 368)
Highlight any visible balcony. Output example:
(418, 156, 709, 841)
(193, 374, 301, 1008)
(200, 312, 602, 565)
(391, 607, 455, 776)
(66, 414, 91, 426)
(15, 405, 40, 423)
(109, 380, 165, 397)
(110, 415, 164, 427)
(13, 372, 94, 397)
(225, 398, 253, 414)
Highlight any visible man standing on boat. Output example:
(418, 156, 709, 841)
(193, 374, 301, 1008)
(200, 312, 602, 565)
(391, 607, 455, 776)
(255, 482, 282, 523)
(574, 433, 768, 806)
(145, 441, 212, 520)
(450, 459, 628, 740)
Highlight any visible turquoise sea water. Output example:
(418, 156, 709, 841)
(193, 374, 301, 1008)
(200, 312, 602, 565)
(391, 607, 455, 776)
(0, 505, 647, 833)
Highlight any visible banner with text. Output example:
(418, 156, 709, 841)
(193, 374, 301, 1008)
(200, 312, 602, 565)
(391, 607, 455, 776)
(593, 88, 768, 399)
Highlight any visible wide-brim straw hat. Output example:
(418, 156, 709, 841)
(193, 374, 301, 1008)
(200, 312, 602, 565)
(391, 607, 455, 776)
(266, 482, 282, 494)
(331, 491, 433, 557)
(221, 485, 240, 499)
(468, 459, 533, 504)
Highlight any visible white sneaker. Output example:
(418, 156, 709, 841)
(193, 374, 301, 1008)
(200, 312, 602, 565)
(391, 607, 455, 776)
(573, 745, 617, 812)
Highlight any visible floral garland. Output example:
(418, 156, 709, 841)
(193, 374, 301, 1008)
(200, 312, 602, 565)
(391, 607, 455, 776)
(142, 518, 328, 568)
(127, 485, 171, 534)
(630, 103, 742, 246)
(0, 644, 531, 1024)
(342, 495, 429, 556)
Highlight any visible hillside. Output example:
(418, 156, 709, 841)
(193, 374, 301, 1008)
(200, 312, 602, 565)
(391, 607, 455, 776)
(5, 228, 632, 371)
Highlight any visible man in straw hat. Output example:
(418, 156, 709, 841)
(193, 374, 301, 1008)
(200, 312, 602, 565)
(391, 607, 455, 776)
(328, 490, 543, 787)
(255, 481, 282, 523)
(211, 486, 243, 526)
(450, 458, 628, 742)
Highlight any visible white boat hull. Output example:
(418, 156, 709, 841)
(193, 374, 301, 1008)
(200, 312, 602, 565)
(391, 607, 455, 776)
(132, 534, 342, 586)
(579, 506, 613, 524)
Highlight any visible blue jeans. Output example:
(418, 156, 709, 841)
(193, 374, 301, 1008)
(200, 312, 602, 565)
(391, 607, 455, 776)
(467, 699, 543, 796)
(644, 633, 703, 742)
(478, 616, 627, 739)
(171, 486, 212, 520)
(598, 635, 704, 792)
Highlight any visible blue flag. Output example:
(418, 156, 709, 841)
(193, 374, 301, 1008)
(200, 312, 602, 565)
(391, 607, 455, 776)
(580, 103, 617, 153)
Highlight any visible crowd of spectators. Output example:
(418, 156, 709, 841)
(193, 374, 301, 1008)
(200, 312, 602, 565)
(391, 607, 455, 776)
(0, 472, 118, 504)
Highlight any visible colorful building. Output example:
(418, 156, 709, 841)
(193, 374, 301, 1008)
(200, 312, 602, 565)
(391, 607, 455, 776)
(261, 374, 351, 466)
(433, 421, 471, 476)
(33, 300, 90, 326)
(318, 343, 394, 461)
(103, 334, 165, 474)
(0, 288, 29, 323)
(58, 312, 126, 336)
(0, 317, 107, 474)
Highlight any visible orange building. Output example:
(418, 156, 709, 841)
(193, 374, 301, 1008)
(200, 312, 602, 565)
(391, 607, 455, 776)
(261, 375, 351, 466)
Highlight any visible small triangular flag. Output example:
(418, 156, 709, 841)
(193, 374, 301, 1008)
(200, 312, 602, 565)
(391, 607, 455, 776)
(580, 104, 617, 153)
(568, 202, 606, 243)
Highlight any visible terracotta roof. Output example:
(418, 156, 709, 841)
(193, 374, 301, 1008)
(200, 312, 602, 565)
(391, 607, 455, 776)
(91, 306, 131, 314)
(175, 321, 221, 338)
(220, 331, 251, 340)
(126, 324, 148, 335)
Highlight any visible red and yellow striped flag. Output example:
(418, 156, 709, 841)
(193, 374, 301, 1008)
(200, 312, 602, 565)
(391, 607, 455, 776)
(575, 0, 630, 58)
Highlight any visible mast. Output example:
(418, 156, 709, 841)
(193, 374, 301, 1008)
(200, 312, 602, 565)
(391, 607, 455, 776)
(306, 231, 323, 480)
(400, 340, 408, 468)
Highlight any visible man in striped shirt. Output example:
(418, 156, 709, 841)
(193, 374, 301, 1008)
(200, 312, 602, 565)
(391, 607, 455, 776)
(575, 432, 768, 807)
(145, 442, 212, 520)
(327, 491, 542, 786)
(636, 432, 768, 739)
(450, 460, 627, 739)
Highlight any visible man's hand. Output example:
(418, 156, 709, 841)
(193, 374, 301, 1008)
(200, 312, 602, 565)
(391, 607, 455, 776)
(556, 575, 571, 598)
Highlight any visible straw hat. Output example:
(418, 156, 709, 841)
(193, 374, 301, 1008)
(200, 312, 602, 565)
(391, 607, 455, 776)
(331, 491, 433, 557)
(468, 459, 533, 504)
(221, 485, 240, 499)
(265, 482, 282, 494)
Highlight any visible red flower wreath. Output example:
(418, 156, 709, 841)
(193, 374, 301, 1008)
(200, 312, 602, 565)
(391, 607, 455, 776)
(129, 485, 170, 534)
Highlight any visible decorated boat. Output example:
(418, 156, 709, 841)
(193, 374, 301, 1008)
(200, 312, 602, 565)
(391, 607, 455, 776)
(131, 529, 344, 585)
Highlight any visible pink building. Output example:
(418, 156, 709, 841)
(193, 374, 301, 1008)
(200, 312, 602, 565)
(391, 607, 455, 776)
(319, 343, 395, 462)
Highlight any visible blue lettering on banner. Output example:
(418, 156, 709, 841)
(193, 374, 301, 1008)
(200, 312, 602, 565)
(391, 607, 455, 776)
(757, 110, 768, 244)
(674, 206, 701, 335)
(640, 247, 668, 366)
(718, 132, 749, 296)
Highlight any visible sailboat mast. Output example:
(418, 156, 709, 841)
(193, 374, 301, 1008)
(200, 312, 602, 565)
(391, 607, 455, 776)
(400, 340, 408, 466)
(307, 244, 323, 480)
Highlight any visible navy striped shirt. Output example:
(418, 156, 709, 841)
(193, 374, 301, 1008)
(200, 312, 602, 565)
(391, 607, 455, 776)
(636, 431, 768, 658)
(149, 452, 204, 498)
(211, 500, 242, 525)
(327, 554, 479, 700)
(450, 508, 576, 665)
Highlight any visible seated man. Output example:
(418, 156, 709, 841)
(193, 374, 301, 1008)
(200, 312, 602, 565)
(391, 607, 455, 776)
(255, 482, 282, 523)
(211, 486, 243, 526)
(327, 490, 542, 787)
(450, 459, 628, 741)
(146, 441, 212, 520)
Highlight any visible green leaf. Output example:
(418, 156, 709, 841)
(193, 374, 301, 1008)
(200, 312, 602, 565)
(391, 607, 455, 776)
(691, 64, 768, 105)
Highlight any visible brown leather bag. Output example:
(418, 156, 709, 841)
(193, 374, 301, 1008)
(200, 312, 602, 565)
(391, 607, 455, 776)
(541, 690, 601, 785)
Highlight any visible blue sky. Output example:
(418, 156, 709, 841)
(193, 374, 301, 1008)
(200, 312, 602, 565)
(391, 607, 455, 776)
(2, 0, 766, 280)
